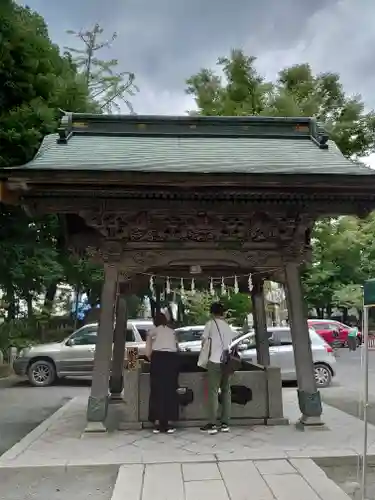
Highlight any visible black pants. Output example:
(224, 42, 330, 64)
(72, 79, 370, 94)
(148, 351, 179, 429)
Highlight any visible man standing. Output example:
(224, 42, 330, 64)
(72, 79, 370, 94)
(200, 302, 236, 435)
(347, 322, 359, 351)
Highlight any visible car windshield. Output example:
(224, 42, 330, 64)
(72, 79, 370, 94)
(232, 328, 323, 348)
(309, 328, 327, 345)
(175, 328, 204, 343)
(232, 331, 256, 349)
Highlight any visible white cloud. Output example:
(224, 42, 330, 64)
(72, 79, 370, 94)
(130, 82, 195, 115)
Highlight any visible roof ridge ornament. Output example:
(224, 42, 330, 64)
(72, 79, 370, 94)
(310, 118, 329, 150)
(57, 110, 73, 144)
(53, 113, 317, 140)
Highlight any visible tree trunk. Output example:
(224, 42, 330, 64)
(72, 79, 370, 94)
(44, 282, 57, 313)
(26, 293, 33, 318)
(342, 308, 348, 324)
(5, 287, 16, 321)
(73, 285, 80, 329)
(326, 305, 332, 318)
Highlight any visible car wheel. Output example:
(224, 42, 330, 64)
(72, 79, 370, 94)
(28, 360, 56, 387)
(314, 364, 332, 388)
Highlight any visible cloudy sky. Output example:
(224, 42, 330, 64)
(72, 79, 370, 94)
(19, 0, 375, 166)
(20, 0, 375, 114)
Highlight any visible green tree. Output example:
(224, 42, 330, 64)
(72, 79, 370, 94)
(0, 1, 97, 324)
(332, 284, 363, 312)
(220, 292, 251, 326)
(183, 291, 212, 325)
(186, 49, 375, 158)
(181, 289, 251, 326)
(302, 218, 365, 317)
(186, 50, 375, 316)
(0, 3, 95, 168)
(65, 23, 138, 113)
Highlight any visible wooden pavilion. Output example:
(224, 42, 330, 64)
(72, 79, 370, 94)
(2, 112, 375, 430)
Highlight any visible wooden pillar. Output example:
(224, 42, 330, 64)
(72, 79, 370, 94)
(251, 275, 270, 366)
(284, 261, 323, 425)
(86, 264, 118, 432)
(109, 294, 128, 400)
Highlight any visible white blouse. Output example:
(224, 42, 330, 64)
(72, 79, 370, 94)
(148, 325, 178, 352)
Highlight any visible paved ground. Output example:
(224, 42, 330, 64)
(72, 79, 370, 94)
(0, 347, 374, 459)
(110, 459, 353, 500)
(2, 390, 374, 468)
(320, 348, 375, 423)
(0, 392, 365, 500)
(2, 351, 374, 500)
(0, 378, 89, 457)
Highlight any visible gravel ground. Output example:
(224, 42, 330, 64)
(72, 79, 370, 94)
(0, 466, 119, 500)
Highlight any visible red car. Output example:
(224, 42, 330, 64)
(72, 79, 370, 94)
(308, 319, 362, 348)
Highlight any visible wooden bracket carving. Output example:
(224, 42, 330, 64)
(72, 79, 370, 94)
(78, 209, 314, 246)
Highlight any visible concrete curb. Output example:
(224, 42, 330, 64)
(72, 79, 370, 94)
(0, 396, 79, 463)
(1, 451, 374, 470)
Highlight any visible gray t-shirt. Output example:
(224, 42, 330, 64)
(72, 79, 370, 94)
(148, 325, 178, 352)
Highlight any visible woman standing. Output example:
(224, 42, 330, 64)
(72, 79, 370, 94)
(146, 312, 179, 434)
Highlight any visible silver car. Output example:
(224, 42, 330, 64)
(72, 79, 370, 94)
(177, 326, 336, 388)
(13, 319, 153, 387)
(175, 324, 242, 351)
(233, 327, 336, 388)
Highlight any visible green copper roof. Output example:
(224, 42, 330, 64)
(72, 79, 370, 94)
(16, 112, 374, 175)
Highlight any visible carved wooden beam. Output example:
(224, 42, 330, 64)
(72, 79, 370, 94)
(21, 194, 375, 220)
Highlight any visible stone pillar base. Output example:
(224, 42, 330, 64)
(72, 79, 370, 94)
(87, 395, 109, 424)
(297, 389, 324, 425)
(110, 393, 124, 402)
(84, 421, 107, 433)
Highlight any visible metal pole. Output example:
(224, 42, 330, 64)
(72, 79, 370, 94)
(361, 305, 369, 500)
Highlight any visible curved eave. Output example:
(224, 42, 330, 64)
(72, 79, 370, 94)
(3, 167, 375, 189)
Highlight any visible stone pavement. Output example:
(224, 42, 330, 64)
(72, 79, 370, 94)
(0, 388, 371, 499)
(1, 389, 374, 468)
(111, 458, 352, 499)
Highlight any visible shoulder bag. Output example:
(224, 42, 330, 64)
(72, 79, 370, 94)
(213, 319, 241, 375)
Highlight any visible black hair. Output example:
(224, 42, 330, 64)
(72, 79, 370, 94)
(210, 302, 226, 316)
(154, 312, 168, 327)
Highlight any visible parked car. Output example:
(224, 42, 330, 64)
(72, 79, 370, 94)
(233, 327, 336, 388)
(175, 324, 241, 352)
(308, 319, 362, 347)
(176, 325, 206, 352)
(178, 325, 336, 388)
(13, 319, 153, 387)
